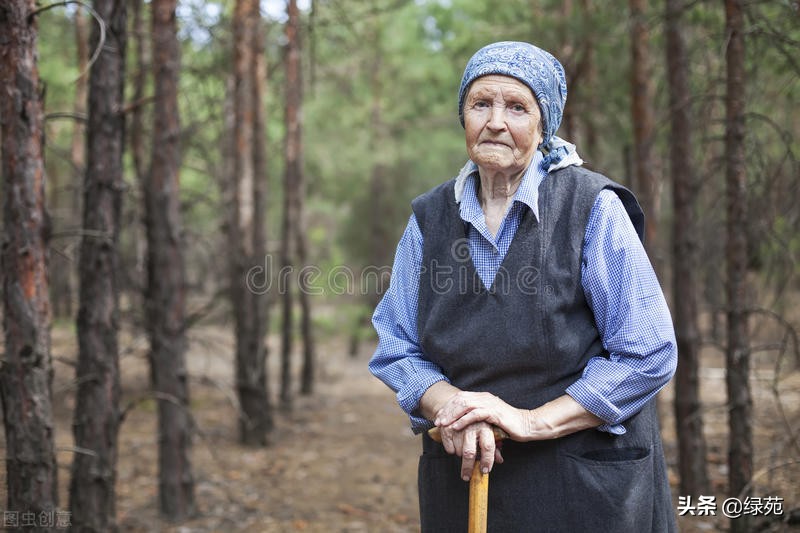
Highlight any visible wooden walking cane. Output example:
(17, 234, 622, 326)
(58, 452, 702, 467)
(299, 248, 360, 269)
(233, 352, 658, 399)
(428, 426, 509, 533)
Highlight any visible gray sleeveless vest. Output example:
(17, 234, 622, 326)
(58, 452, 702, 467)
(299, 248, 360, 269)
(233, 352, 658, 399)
(411, 166, 675, 532)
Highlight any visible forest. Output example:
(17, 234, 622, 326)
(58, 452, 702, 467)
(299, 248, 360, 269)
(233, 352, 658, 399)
(1, 0, 798, 531)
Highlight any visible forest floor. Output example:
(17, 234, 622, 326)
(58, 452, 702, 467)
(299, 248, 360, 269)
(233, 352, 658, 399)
(2, 318, 799, 532)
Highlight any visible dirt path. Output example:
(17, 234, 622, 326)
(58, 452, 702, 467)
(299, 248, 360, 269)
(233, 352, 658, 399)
(48, 325, 422, 532)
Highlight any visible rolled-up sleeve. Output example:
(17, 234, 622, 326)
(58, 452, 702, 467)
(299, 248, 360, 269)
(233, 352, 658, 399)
(566, 189, 677, 434)
(369, 214, 450, 432)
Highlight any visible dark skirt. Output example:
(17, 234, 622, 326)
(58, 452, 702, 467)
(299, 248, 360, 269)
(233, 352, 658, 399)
(418, 401, 676, 532)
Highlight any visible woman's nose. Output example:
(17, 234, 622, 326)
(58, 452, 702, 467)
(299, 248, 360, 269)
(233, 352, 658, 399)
(487, 104, 507, 130)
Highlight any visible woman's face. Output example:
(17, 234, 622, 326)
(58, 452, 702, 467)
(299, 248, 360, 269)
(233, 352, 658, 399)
(463, 75, 543, 176)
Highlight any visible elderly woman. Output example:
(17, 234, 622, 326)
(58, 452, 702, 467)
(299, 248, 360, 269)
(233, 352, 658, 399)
(369, 41, 677, 531)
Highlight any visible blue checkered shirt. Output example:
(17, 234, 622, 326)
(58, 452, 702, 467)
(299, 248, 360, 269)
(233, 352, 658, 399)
(369, 153, 677, 434)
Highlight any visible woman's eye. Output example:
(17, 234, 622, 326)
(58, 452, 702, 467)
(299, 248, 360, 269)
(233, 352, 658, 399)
(510, 103, 525, 112)
(474, 100, 489, 108)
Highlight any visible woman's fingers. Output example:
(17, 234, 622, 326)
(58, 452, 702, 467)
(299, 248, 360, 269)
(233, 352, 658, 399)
(449, 407, 493, 430)
(478, 424, 496, 474)
(440, 424, 457, 455)
(459, 423, 496, 481)
(437, 421, 502, 480)
(494, 446, 504, 465)
(434, 391, 494, 427)
(445, 400, 528, 442)
(459, 424, 478, 480)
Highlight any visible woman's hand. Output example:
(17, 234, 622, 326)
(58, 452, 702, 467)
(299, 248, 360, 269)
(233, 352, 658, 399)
(434, 391, 532, 441)
(436, 392, 604, 442)
(437, 420, 504, 481)
(422, 386, 604, 478)
(420, 385, 505, 479)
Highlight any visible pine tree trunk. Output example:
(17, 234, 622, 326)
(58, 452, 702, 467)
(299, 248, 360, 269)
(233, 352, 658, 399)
(146, 0, 195, 519)
(130, 0, 146, 183)
(283, 0, 315, 396)
(0, 0, 60, 524)
(557, 0, 576, 141)
(298, 230, 315, 395)
(580, 0, 598, 155)
(723, 2, 752, 531)
(279, 261, 295, 408)
(230, 0, 272, 445)
(629, 0, 660, 264)
(665, 0, 710, 497)
(280, 0, 304, 407)
(68, 1, 126, 530)
(250, 10, 273, 430)
(129, 0, 147, 300)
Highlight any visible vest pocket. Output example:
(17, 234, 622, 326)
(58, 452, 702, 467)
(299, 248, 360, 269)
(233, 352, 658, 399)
(561, 446, 656, 532)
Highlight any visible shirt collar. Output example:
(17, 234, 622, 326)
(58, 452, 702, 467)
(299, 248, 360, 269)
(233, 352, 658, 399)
(455, 151, 547, 222)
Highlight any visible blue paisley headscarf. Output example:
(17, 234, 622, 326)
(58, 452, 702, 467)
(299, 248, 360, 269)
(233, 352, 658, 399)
(457, 41, 581, 171)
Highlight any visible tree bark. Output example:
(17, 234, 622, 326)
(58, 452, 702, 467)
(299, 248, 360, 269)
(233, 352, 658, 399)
(68, 0, 126, 531)
(146, 0, 195, 519)
(298, 237, 315, 395)
(556, 0, 576, 142)
(579, 0, 598, 156)
(128, 0, 147, 300)
(0, 0, 60, 526)
(629, 0, 661, 265)
(723, 1, 752, 531)
(665, 0, 710, 497)
(280, 0, 303, 406)
(130, 0, 147, 185)
(250, 6, 272, 426)
(283, 0, 316, 396)
(229, 0, 272, 445)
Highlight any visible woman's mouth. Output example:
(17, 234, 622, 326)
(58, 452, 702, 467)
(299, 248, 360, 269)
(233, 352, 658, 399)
(481, 140, 509, 147)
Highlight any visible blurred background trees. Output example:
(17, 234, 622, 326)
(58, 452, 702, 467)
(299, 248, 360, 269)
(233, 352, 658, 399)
(1, 0, 798, 530)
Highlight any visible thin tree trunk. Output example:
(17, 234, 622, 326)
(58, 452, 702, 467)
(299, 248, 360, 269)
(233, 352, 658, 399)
(557, 0, 576, 141)
(146, 0, 195, 519)
(279, 247, 295, 409)
(230, 0, 272, 445)
(68, 0, 126, 527)
(665, 0, 710, 497)
(280, 0, 303, 407)
(283, 0, 315, 396)
(0, 0, 59, 524)
(724, 1, 752, 531)
(68, 1, 126, 530)
(629, 0, 661, 265)
(580, 0, 598, 155)
(250, 7, 272, 426)
(130, 0, 147, 186)
(129, 0, 147, 299)
(298, 228, 314, 394)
